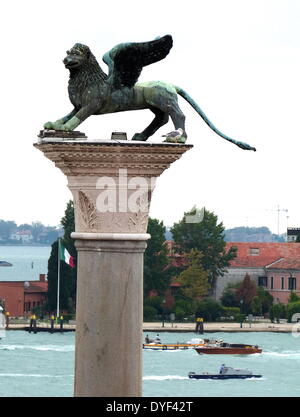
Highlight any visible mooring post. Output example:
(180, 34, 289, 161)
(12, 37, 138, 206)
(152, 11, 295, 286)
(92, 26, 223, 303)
(34, 138, 192, 397)
(50, 315, 55, 333)
(33, 318, 37, 334)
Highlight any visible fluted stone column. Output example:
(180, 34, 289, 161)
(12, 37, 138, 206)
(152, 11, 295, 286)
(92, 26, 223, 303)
(34, 138, 192, 397)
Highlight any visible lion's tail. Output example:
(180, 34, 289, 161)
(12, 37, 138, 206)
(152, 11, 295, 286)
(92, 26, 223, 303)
(175, 86, 256, 151)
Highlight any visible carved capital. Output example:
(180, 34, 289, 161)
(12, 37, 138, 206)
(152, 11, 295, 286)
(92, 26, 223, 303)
(34, 139, 193, 234)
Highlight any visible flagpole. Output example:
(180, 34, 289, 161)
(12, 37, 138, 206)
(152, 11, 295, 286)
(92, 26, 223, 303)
(57, 238, 60, 318)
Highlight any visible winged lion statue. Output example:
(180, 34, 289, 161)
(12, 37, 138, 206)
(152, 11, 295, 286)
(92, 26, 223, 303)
(44, 35, 255, 151)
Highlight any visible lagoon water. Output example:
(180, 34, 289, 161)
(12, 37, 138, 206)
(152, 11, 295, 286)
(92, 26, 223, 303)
(0, 245, 51, 281)
(0, 246, 299, 397)
(0, 330, 299, 397)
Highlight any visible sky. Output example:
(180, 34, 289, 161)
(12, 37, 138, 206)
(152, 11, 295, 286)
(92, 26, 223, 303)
(1, 0, 300, 235)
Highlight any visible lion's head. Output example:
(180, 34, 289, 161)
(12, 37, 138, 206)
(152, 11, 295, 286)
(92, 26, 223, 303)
(63, 43, 92, 69)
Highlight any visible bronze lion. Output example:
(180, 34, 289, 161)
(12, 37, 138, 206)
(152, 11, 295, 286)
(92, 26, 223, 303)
(44, 35, 255, 151)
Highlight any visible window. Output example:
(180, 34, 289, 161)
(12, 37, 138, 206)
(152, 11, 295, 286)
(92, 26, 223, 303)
(249, 248, 260, 256)
(258, 276, 268, 287)
(281, 277, 285, 290)
(288, 277, 296, 291)
(270, 277, 274, 290)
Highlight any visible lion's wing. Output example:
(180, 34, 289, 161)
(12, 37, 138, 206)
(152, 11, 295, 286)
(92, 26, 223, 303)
(103, 35, 173, 90)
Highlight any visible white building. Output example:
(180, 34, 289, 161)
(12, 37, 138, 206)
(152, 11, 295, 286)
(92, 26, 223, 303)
(10, 230, 33, 243)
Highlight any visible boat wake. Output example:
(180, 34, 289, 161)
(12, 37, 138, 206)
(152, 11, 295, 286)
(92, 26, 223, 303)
(0, 373, 73, 378)
(0, 344, 74, 352)
(263, 351, 300, 358)
(143, 375, 188, 381)
(143, 375, 266, 382)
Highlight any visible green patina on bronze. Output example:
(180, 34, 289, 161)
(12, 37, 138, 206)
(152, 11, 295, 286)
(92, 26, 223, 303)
(44, 35, 255, 151)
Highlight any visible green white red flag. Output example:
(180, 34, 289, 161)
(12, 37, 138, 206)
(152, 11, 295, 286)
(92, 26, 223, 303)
(59, 242, 75, 267)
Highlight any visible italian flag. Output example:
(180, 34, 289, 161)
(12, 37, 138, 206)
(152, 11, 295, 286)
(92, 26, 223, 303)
(59, 241, 75, 267)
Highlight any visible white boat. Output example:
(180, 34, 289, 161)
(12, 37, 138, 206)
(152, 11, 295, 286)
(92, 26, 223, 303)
(189, 366, 262, 380)
(143, 337, 206, 350)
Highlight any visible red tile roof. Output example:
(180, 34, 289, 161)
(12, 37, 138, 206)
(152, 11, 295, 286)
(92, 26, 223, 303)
(24, 281, 48, 293)
(226, 242, 300, 269)
(266, 258, 300, 270)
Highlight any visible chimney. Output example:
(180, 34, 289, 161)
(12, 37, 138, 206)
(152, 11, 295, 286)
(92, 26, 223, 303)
(39, 274, 46, 282)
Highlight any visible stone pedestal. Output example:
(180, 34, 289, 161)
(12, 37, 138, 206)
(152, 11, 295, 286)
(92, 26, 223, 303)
(34, 139, 192, 397)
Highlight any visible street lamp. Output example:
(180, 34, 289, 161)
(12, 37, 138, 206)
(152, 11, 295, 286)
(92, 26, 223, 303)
(162, 298, 166, 328)
(240, 300, 244, 328)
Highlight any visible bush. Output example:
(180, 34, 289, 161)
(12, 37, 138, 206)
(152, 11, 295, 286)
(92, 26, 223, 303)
(174, 307, 186, 321)
(235, 313, 247, 324)
(144, 295, 165, 314)
(143, 306, 158, 321)
(173, 298, 194, 317)
(289, 292, 300, 303)
(195, 298, 223, 322)
(220, 285, 240, 308)
(222, 307, 241, 321)
(269, 303, 286, 323)
(287, 302, 300, 323)
(62, 313, 75, 322)
(256, 286, 273, 314)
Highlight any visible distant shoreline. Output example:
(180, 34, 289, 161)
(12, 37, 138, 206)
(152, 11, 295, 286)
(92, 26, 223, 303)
(0, 244, 51, 247)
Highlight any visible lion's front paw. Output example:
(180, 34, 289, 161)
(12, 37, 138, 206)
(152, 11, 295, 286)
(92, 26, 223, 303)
(43, 121, 70, 131)
(44, 121, 55, 129)
(131, 133, 147, 141)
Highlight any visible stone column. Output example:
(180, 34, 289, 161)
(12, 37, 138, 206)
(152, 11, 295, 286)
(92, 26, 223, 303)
(34, 139, 192, 397)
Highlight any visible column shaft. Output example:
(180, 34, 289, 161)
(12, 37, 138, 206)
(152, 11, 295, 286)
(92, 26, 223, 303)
(74, 238, 147, 397)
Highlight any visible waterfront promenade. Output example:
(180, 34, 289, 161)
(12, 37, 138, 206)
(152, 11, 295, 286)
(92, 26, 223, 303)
(143, 321, 299, 333)
(5, 320, 300, 333)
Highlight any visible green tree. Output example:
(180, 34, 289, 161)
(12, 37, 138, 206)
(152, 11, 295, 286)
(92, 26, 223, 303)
(0, 220, 17, 240)
(176, 249, 209, 301)
(171, 207, 237, 294)
(46, 201, 77, 313)
(31, 221, 44, 242)
(256, 286, 273, 314)
(269, 303, 286, 323)
(220, 283, 241, 308)
(288, 292, 300, 303)
(250, 296, 262, 315)
(287, 302, 300, 322)
(195, 298, 223, 322)
(144, 218, 170, 297)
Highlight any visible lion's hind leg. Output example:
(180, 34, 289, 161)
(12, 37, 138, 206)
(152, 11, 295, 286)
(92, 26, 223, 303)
(142, 83, 187, 143)
(162, 101, 187, 143)
(132, 107, 169, 141)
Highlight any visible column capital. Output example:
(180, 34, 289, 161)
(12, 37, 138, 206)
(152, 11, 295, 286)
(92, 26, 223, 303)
(33, 139, 193, 177)
(34, 139, 193, 234)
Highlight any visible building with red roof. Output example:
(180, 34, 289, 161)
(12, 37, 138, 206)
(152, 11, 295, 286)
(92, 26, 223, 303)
(0, 274, 48, 317)
(215, 242, 300, 304)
